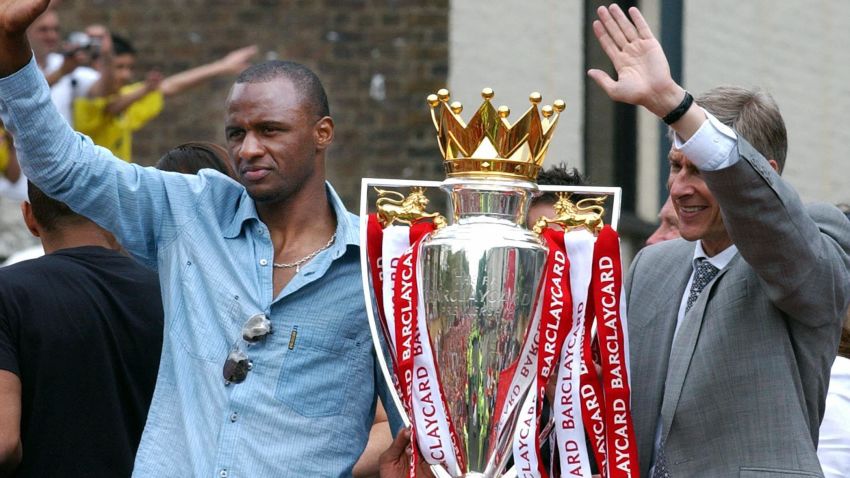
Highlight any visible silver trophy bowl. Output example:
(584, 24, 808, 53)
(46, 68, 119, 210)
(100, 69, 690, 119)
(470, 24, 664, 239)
(420, 178, 546, 477)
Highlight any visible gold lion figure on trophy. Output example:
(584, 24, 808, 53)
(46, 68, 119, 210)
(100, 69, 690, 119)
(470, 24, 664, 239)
(374, 187, 447, 228)
(532, 193, 607, 234)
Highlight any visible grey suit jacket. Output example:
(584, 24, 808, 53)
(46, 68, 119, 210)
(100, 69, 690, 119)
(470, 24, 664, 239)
(625, 138, 850, 477)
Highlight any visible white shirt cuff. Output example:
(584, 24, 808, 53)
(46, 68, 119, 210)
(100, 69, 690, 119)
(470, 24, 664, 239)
(672, 109, 738, 171)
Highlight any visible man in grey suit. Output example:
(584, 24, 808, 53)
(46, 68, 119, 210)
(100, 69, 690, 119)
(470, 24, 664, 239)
(589, 4, 850, 477)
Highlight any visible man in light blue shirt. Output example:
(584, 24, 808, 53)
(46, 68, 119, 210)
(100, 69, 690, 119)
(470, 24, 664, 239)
(0, 2, 397, 476)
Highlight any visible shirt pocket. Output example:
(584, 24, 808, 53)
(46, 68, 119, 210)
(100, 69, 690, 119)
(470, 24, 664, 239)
(171, 259, 235, 363)
(274, 331, 372, 418)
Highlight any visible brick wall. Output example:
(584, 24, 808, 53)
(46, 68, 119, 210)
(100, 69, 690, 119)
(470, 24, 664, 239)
(55, 0, 449, 208)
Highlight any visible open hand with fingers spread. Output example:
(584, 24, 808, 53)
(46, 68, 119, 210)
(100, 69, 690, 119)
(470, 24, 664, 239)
(586, 4, 684, 119)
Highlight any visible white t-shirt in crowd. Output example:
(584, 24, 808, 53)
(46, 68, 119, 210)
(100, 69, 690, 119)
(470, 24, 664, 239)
(819, 355, 850, 478)
(0, 175, 27, 202)
(43, 52, 100, 125)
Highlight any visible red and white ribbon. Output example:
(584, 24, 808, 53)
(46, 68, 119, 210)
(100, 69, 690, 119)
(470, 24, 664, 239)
(393, 237, 419, 477)
(382, 220, 465, 476)
(513, 228, 573, 478)
(592, 226, 638, 478)
(553, 229, 595, 477)
(580, 291, 608, 477)
(495, 301, 543, 444)
(381, 224, 412, 352)
(408, 242, 464, 474)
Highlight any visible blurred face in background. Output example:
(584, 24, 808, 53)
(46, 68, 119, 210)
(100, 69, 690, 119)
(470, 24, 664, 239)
(27, 10, 61, 60)
(646, 195, 680, 246)
(112, 53, 136, 88)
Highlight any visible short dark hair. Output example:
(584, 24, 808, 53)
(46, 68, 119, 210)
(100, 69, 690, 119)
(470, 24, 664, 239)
(156, 141, 235, 178)
(694, 86, 788, 172)
(110, 33, 136, 56)
(533, 163, 586, 206)
(27, 181, 86, 231)
(235, 60, 329, 117)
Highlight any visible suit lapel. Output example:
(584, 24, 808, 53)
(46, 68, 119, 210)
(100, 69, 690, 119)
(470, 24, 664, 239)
(660, 254, 741, 439)
(640, 266, 685, 396)
(628, 241, 692, 469)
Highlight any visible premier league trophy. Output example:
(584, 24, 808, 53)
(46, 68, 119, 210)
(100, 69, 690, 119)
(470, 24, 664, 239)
(361, 88, 627, 478)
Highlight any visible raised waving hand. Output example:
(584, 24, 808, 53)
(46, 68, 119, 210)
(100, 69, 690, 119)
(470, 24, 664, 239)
(588, 4, 705, 138)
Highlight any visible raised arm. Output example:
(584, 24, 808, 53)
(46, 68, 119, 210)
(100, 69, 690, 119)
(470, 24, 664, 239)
(41, 48, 87, 86)
(159, 45, 256, 96)
(84, 26, 115, 99)
(586, 4, 705, 140)
(0, 0, 225, 269)
(588, 4, 850, 324)
(101, 70, 162, 116)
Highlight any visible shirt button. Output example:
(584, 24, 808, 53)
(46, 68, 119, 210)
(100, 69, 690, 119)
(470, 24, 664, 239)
(220, 470, 228, 478)
(230, 412, 238, 422)
(259, 259, 268, 266)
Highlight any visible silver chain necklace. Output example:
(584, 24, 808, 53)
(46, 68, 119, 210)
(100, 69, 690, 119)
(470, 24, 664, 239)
(273, 232, 336, 272)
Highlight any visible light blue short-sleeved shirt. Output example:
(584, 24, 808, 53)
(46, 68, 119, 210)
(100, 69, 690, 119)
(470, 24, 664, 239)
(0, 57, 396, 477)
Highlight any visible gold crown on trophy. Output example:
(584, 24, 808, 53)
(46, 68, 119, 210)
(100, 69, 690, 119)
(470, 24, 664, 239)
(427, 88, 565, 181)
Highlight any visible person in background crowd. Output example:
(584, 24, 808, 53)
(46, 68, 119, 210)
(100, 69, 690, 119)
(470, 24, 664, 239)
(0, 124, 39, 263)
(528, 162, 586, 227)
(645, 195, 678, 246)
(590, 4, 850, 477)
(0, 181, 163, 476)
(0, 2, 399, 476)
(155, 141, 235, 178)
(74, 34, 256, 162)
(0, 126, 25, 202)
(26, 7, 100, 125)
(818, 204, 850, 477)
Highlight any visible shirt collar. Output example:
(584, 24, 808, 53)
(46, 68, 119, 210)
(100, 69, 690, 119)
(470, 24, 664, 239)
(327, 182, 360, 254)
(222, 189, 261, 239)
(222, 181, 359, 251)
(693, 240, 738, 271)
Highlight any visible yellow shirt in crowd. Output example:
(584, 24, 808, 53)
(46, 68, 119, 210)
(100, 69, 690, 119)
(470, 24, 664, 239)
(0, 127, 9, 173)
(74, 82, 164, 162)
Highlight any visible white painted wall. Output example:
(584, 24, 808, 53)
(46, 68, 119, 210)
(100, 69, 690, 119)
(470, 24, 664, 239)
(448, 0, 584, 174)
(683, 0, 850, 205)
(449, 1, 850, 216)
